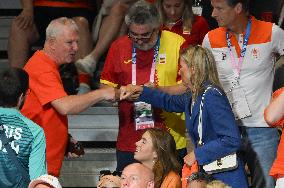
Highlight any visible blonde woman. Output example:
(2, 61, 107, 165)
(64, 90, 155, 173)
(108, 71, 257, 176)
(121, 45, 248, 188)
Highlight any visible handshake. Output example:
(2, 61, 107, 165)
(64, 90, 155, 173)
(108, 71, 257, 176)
(119, 84, 144, 101)
(102, 82, 155, 102)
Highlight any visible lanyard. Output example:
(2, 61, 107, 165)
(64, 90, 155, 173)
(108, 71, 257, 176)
(226, 19, 251, 77)
(131, 37, 160, 85)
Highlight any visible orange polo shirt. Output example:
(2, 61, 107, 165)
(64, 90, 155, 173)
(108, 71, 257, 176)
(21, 50, 68, 177)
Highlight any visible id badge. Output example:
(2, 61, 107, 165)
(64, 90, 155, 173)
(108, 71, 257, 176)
(134, 102, 154, 130)
(192, 6, 203, 16)
(226, 85, 252, 120)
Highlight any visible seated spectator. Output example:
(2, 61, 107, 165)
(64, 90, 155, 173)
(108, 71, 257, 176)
(134, 128, 181, 188)
(75, 0, 157, 75)
(121, 163, 154, 188)
(264, 87, 284, 188)
(120, 45, 249, 188)
(206, 180, 231, 188)
(8, 0, 97, 93)
(0, 68, 46, 187)
(21, 17, 117, 177)
(29, 174, 62, 188)
(186, 172, 214, 188)
(75, 0, 135, 75)
(156, 0, 209, 46)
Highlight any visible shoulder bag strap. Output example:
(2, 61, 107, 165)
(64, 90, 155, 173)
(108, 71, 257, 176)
(0, 123, 30, 182)
(197, 86, 222, 145)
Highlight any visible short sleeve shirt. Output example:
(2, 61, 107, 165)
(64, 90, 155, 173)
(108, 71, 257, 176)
(21, 50, 68, 177)
(101, 31, 186, 151)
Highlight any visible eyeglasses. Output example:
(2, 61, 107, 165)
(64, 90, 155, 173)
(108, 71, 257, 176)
(128, 30, 154, 43)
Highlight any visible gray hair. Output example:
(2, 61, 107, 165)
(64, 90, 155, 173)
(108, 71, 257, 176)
(125, 0, 160, 29)
(46, 17, 78, 40)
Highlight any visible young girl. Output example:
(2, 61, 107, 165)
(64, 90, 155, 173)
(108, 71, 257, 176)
(134, 128, 181, 188)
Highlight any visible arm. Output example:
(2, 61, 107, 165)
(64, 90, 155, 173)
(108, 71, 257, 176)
(29, 127, 47, 179)
(51, 87, 116, 115)
(201, 33, 211, 49)
(139, 86, 190, 113)
(275, 55, 284, 69)
(120, 85, 188, 112)
(194, 89, 241, 165)
(264, 88, 284, 126)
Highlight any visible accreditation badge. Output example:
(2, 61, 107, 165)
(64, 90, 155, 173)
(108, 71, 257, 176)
(226, 84, 252, 120)
(134, 102, 154, 130)
(192, 6, 203, 16)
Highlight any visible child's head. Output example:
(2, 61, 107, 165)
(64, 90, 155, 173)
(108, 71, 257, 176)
(186, 172, 214, 188)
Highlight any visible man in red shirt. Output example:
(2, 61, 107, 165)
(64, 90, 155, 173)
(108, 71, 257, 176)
(100, 0, 186, 172)
(21, 17, 116, 177)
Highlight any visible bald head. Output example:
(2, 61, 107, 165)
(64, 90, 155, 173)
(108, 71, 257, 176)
(121, 163, 154, 188)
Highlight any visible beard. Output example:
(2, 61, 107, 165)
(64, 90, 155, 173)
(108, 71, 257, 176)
(134, 41, 156, 51)
(134, 33, 158, 51)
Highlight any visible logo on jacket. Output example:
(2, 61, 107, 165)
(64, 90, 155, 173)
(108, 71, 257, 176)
(123, 59, 132, 64)
(221, 52, 227, 60)
(251, 48, 259, 60)
(159, 54, 166, 64)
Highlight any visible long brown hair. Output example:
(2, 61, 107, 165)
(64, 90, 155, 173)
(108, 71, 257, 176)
(156, 0, 194, 32)
(180, 45, 223, 101)
(146, 128, 181, 188)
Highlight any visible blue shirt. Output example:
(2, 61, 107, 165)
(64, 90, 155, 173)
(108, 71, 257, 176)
(0, 108, 47, 188)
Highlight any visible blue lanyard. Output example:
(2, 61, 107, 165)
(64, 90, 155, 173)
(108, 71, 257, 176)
(226, 19, 251, 76)
(131, 37, 160, 85)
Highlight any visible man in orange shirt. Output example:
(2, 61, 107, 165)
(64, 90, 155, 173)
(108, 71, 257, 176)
(21, 17, 117, 177)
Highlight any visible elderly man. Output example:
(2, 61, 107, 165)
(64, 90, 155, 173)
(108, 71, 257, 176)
(21, 17, 116, 177)
(202, 0, 284, 187)
(100, 0, 187, 172)
(121, 163, 154, 188)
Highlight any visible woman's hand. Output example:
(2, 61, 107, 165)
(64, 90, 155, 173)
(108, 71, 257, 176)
(120, 84, 143, 101)
(183, 151, 196, 166)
